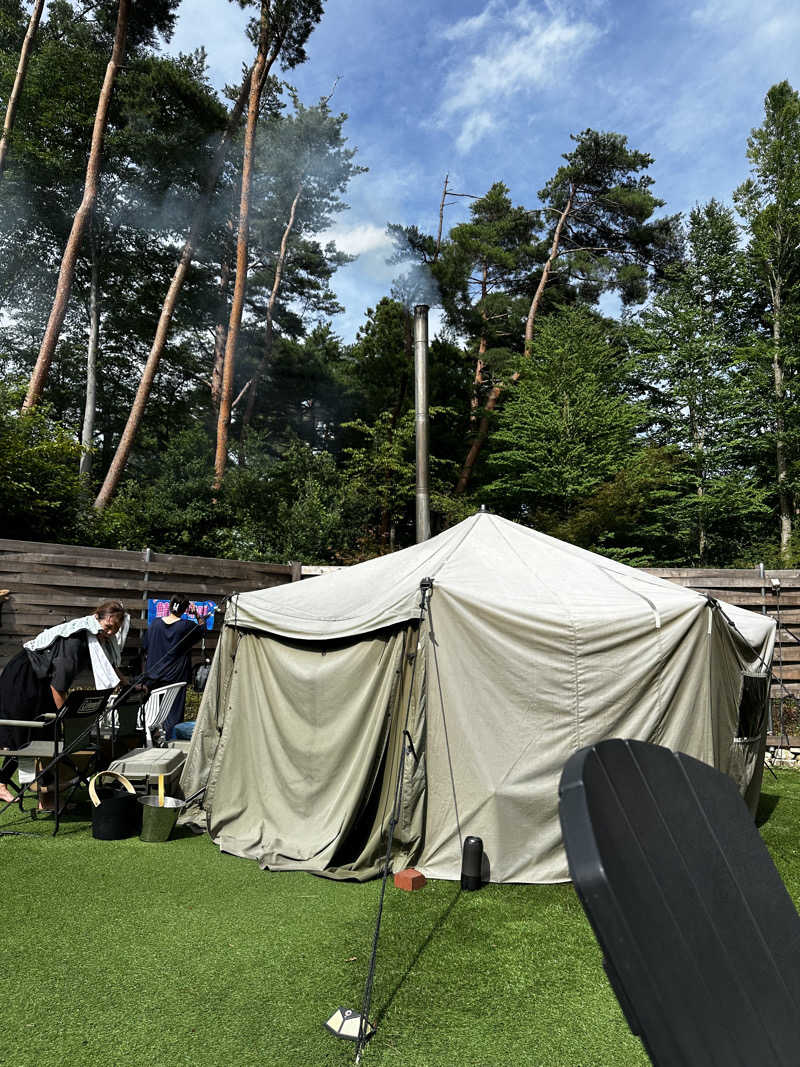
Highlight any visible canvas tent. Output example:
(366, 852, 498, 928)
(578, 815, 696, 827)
(181, 512, 776, 884)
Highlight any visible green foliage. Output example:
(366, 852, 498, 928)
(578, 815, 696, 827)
(0, 2, 230, 461)
(221, 437, 350, 563)
(91, 426, 224, 553)
(733, 81, 800, 558)
(487, 307, 645, 525)
(635, 199, 774, 564)
(0, 383, 83, 541)
(437, 181, 538, 345)
(94, 428, 356, 565)
(341, 297, 411, 423)
(538, 128, 680, 304)
(2, 24, 798, 572)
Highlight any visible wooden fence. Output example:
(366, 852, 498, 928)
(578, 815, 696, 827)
(646, 567, 800, 698)
(1, 540, 799, 699)
(0, 539, 321, 672)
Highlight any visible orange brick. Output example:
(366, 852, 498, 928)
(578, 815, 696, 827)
(394, 868, 426, 891)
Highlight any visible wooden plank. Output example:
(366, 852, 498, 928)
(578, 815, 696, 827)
(771, 646, 800, 663)
(645, 568, 763, 579)
(0, 574, 144, 594)
(646, 568, 800, 581)
(1, 563, 291, 591)
(0, 574, 144, 593)
(0, 538, 144, 561)
(770, 664, 800, 681)
(0, 554, 149, 574)
(767, 734, 800, 747)
(764, 610, 800, 626)
(0, 589, 148, 611)
(140, 578, 280, 598)
(655, 577, 782, 593)
(144, 558, 293, 580)
(707, 591, 800, 607)
(147, 550, 292, 573)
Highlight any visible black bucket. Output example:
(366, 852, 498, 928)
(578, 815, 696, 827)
(89, 771, 142, 840)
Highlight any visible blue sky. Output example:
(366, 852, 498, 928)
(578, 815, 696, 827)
(168, 0, 800, 342)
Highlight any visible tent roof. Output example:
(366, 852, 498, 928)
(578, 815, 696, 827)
(228, 513, 774, 648)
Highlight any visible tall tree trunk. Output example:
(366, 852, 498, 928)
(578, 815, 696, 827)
(23, 0, 129, 411)
(525, 182, 575, 348)
(468, 261, 490, 427)
(772, 281, 792, 559)
(454, 380, 510, 495)
(93, 67, 253, 511)
(241, 178, 303, 430)
(454, 185, 576, 495)
(214, 2, 283, 489)
(211, 218, 235, 411)
(0, 0, 46, 179)
(80, 230, 100, 482)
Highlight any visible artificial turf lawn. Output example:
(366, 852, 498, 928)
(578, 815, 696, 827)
(1, 767, 798, 1067)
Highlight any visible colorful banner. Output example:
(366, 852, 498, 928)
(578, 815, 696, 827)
(147, 598, 216, 631)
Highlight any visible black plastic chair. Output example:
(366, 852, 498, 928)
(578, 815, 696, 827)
(558, 738, 800, 1067)
(0, 689, 111, 833)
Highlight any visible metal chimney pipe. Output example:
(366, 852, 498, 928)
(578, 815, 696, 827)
(414, 304, 431, 542)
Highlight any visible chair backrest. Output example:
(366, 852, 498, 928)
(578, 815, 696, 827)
(59, 690, 112, 748)
(140, 683, 185, 746)
(559, 739, 800, 1067)
(102, 689, 146, 736)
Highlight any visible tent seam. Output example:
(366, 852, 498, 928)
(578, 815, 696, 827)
(488, 518, 583, 749)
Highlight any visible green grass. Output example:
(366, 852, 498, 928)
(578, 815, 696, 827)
(1, 768, 798, 1067)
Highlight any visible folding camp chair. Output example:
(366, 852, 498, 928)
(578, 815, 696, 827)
(0, 689, 112, 834)
(99, 688, 148, 756)
(558, 738, 800, 1066)
(139, 682, 185, 747)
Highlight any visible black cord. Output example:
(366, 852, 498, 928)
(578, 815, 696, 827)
(355, 578, 433, 1062)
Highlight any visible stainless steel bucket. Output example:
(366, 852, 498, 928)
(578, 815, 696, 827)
(138, 794, 183, 842)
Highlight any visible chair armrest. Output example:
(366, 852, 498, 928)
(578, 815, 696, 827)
(0, 718, 48, 728)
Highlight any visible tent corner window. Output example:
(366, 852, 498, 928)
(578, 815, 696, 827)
(735, 672, 770, 742)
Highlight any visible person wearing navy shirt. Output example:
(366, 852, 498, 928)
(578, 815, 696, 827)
(141, 596, 201, 740)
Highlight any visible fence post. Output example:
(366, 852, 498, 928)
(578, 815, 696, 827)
(290, 561, 302, 583)
(141, 546, 151, 629)
(759, 562, 766, 615)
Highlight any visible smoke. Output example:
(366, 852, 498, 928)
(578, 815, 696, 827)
(390, 262, 441, 311)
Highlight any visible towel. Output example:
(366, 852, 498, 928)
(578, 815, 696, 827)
(24, 613, 130, 690)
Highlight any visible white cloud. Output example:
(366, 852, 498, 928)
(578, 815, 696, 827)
(442, 5, 497, 41)
(690, 0, 800, 46)
(325, 222, 391, 257)
(454, 112, 496, 155)
(437, 0, 604, 152)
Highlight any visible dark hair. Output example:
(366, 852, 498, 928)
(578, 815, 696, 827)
(170, 596, 190, 617)
(96, 599, 125, 619)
